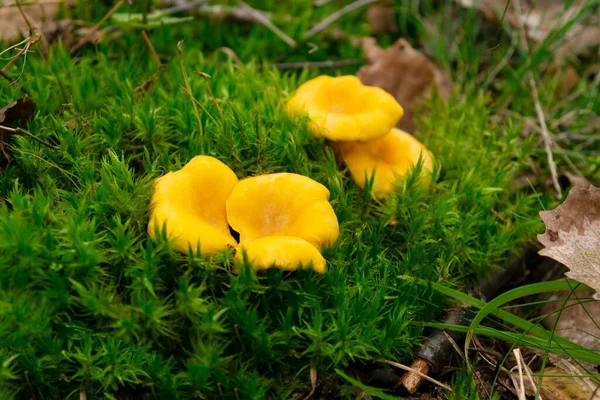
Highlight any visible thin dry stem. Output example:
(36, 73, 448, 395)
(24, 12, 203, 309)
(270, 59, 359, 69)
(69, 0, 125, 56)
(512, 349, 527, 400)
(239, 2, 296, 47)
(379, 359, 453, 392)
(513, 0, 562, 199)
(0, 125, 58, 150)
(141, 30, 162, 68)
(529, 75, 562, 199)
(304, 0, 381, 39)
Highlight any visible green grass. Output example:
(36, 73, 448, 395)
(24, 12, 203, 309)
(0, 0, 598, 398)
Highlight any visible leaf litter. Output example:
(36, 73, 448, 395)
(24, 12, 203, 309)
(357, 37, 451, 134)
(538, 185, 600, 298)
(455, 0, 600, 64)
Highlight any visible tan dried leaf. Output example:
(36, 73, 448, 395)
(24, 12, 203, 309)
(538, 185, 600, 297)
(357, 37, 451, 134)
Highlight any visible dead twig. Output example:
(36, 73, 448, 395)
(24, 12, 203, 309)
(269, 59, 359, 69)
(304, 0, 381, 40)
(194, 4, 275, 24)
(511, 349, 527, 400)
(529, 75, 562, 199)
(512, 0, 562, 199)
(135, 30, 168, 94)
(69, 0, 125, 56)
(379, 359, 453, 392)
(239, 3, 296, 47)
(0, 125, 58, 150)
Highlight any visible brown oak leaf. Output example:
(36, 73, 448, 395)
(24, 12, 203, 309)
(538, 185, 600, 298)
(357, 37, 450, 134)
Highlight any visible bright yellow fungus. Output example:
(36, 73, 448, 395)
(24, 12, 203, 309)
(286, 75, 404, 142)
(225, 173, 339, 250)
(337, 128, 434, 198)
(236, 236, 327, 273)
(148, 155, 238, 254)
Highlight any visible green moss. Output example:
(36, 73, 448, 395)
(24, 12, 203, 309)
(0, 1, 572, 398)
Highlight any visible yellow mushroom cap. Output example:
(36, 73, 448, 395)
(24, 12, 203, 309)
(225, 173, 339, 249)
(337, 128, 434, 198)
(148, 155, 238, 254)
(286, 75, 404, 142)
(236, 236, 326, 273)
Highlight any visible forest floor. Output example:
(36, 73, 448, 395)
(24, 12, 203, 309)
(0, 1, 599, 399)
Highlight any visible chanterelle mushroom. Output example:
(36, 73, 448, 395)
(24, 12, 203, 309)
(337, 128, 434, 198)
(148, 155, 238, 254)
(286, 75, 404, 142)
(226, 173, 339, 249)
(236, 236, 326, 274)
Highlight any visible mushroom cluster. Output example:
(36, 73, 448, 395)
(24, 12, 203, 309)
(148, 156, 339, 273)
(287, 75, 434, 198)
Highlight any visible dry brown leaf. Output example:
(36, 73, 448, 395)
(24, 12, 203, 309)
(455, 0, 600, 64)
(366, 3, 397, 35)
(0, 2, 59, 43)
(0, 94, 37, 160)
(538, 185, 600, 298)
(357, 37, 451, 134)
(0, 94, 36, 128)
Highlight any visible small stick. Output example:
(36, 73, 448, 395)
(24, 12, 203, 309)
(512, 349, 527, 400)
(135, 30, 168, 94)
(0, 125, 58, 150)
(529, 75, 562, 199)
(269, 59, 359, 69)
(512, 0, 562, 199)
(379, 359, 453, 392)
(304, 0, 381, 40)
(141, 30, 162, 68)
(239, 2, 296, 47)
(69, 0, 125, 56)
(134, 67, 165, 94)
(195, 4, 275, 24)
(1, 35, 41, 72)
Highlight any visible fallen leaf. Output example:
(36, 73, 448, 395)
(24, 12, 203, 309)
(357, 37, 451, 134)
(0, 2, 58, 43)
(538, 185, 600, 298)
(366, 3, 397, 35)
(0, 94, 37, 162)
(455, 0, 600, 64)
(0, 95, 36, 127)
